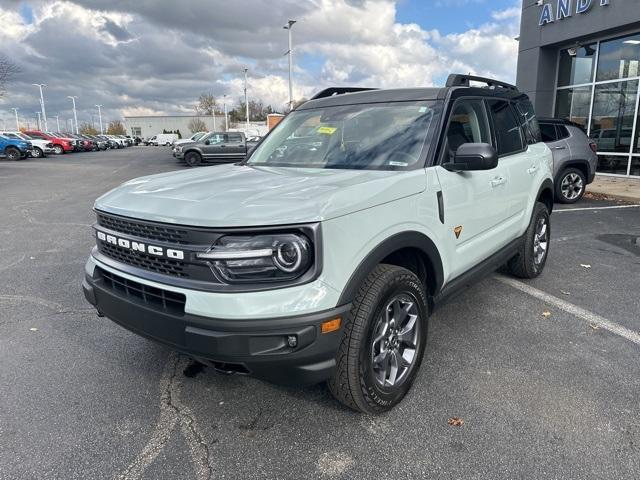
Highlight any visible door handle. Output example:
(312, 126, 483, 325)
(527, 165, 538, 175)
(553, 146, 566, 150)
(490, 176, 506, 187)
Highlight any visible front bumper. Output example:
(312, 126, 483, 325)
(174, 150, 184, 159)
(82, 267, 349, 386)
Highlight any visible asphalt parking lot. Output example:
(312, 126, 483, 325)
(1, 147, 639, 480)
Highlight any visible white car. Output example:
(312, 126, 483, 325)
(173, 131, 206, 147)
(0, 131, 55, 158)
(104, 135, 127, 148)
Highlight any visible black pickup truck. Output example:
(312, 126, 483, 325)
(174, 131, 258, 167)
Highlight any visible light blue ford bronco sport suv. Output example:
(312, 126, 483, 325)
(83, 75, 554, 413)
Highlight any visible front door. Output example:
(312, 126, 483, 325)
(434, 98, 513, 279)
(202, 133, 225, 159)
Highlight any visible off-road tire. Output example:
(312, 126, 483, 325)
(184, 151, 202, 167)
(328, 264, 428, 414)
(507, 202, 550, 279)
(5, 147, 21, 161)
(555, 167, 586, 204)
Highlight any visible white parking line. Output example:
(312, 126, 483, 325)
(555, 204, 640, 213)
(495, 275, 640, 346)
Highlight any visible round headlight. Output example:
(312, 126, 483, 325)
(274, 240, 304, 272)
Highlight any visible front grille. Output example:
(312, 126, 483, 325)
(100, 242, 188, 277)
(97, 212, 189, 244)
(97, 267, 186, 315)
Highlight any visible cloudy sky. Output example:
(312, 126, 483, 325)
(0, 0, 522, 130)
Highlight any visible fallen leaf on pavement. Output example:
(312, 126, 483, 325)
(29, 327, 38, 332)
(590, 323, 600, 330)
(448, 417, 464, 427)
(580, 264, 591, 269)
(560, 290, 571, 296)
(542, 310, 551, 318)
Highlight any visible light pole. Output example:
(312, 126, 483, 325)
(36, 112, 42, 130)
(33, 83, 48, 131)
(95, 105, 103, 134)
(11, 108, 19, 130)
(68, 96, 79, 134)
(223, 94, 228, 131)
(55, 115, 60, 132)
(243, 67, 249, 133)
(283, 20, 296, 110)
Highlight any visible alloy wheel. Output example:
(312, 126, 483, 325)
(370, 294, 420, 388)
(533, 217, 548, 266)
(561, 172, 583, 201)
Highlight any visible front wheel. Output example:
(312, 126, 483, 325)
(556, 168, 586, 204)
(507, 202, 550, 279)
(328, 264, 428, 414)
(31, 147, 44, 158)
(53, 145, 64, 155)
(184, 151, 202, 167)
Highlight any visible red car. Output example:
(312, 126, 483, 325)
(23, 131, 75, 154)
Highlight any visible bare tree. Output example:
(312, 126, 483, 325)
(106, 120, 126, 135)
(187, 117, 207, 133)
(0, 55, 20, 98)
(195, 93, 217, 115)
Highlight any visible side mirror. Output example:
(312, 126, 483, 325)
(443, 143, 498, 171)
(204, 139, 210, 145)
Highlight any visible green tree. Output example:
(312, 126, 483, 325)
(187, 118, 207, 133)
(107, 120, 126, 135)
(79, 122, 98, 135)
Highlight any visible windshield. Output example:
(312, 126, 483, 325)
(247, 101, 437, 170)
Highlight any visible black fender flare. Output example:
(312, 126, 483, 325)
(554, 159, 591, 183)
(535, 178, 554, 213)
(337, 231, 444, 305)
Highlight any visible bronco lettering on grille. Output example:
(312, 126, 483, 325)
(96, 230, 185, 260)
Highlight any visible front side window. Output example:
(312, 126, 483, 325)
(442, 99, 491, 162)
(488, 100, 524, 156)
(247, 101, 438, 170)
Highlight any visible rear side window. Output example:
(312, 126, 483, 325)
(515, 99, 541, 144)
(556, 125, 570, 140)
(540, 123, 558, 142)
(227, 133, 243, 143)
(488, 100, 524, 156)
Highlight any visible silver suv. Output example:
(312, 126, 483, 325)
(539, 118, 598, 203)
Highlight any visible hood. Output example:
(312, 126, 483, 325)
(95, 164, 426, 227)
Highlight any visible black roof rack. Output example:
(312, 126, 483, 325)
(446, 74, 519, 91)
(310, 87, 378, 100)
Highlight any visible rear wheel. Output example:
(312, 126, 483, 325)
(5, 147, 21, 161)
(53, 145, 64, 155)
(184, 151, 202, 167)
(507, 202, 550, 279)
(328, 264, 428, 414)
(556, 168, 586, 204)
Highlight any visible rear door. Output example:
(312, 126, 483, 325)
(224, 133, 247, 159)
(434, 98, 513, 279)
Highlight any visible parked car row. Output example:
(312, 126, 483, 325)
(0, 130, 138, 160)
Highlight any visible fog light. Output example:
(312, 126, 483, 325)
(321, 318, 342, 334)
(287, 335, 297, 348)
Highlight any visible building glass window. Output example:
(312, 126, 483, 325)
(558, 44, 597, 87)
(590, 81, 638, 153)
(555, 87, 591, 129)
(596, 34, 640, 82)
(555, 32, 640, 177)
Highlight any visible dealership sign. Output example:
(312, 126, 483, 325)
(539, 0, 610, 26)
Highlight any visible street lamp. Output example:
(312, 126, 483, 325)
(11, 108, 19, 130)
(67, 96, 79, 134)
(35, 111, 42, 130)
(54, 115, 60, 132)
(95, 105, 103, 134)
(223, 94, 228, 131)
(283, 20, 297, 110)
(32, 83, 48, 131)
(243, 67, 249, 133)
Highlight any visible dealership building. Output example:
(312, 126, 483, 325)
(517, 0, 640, 177)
